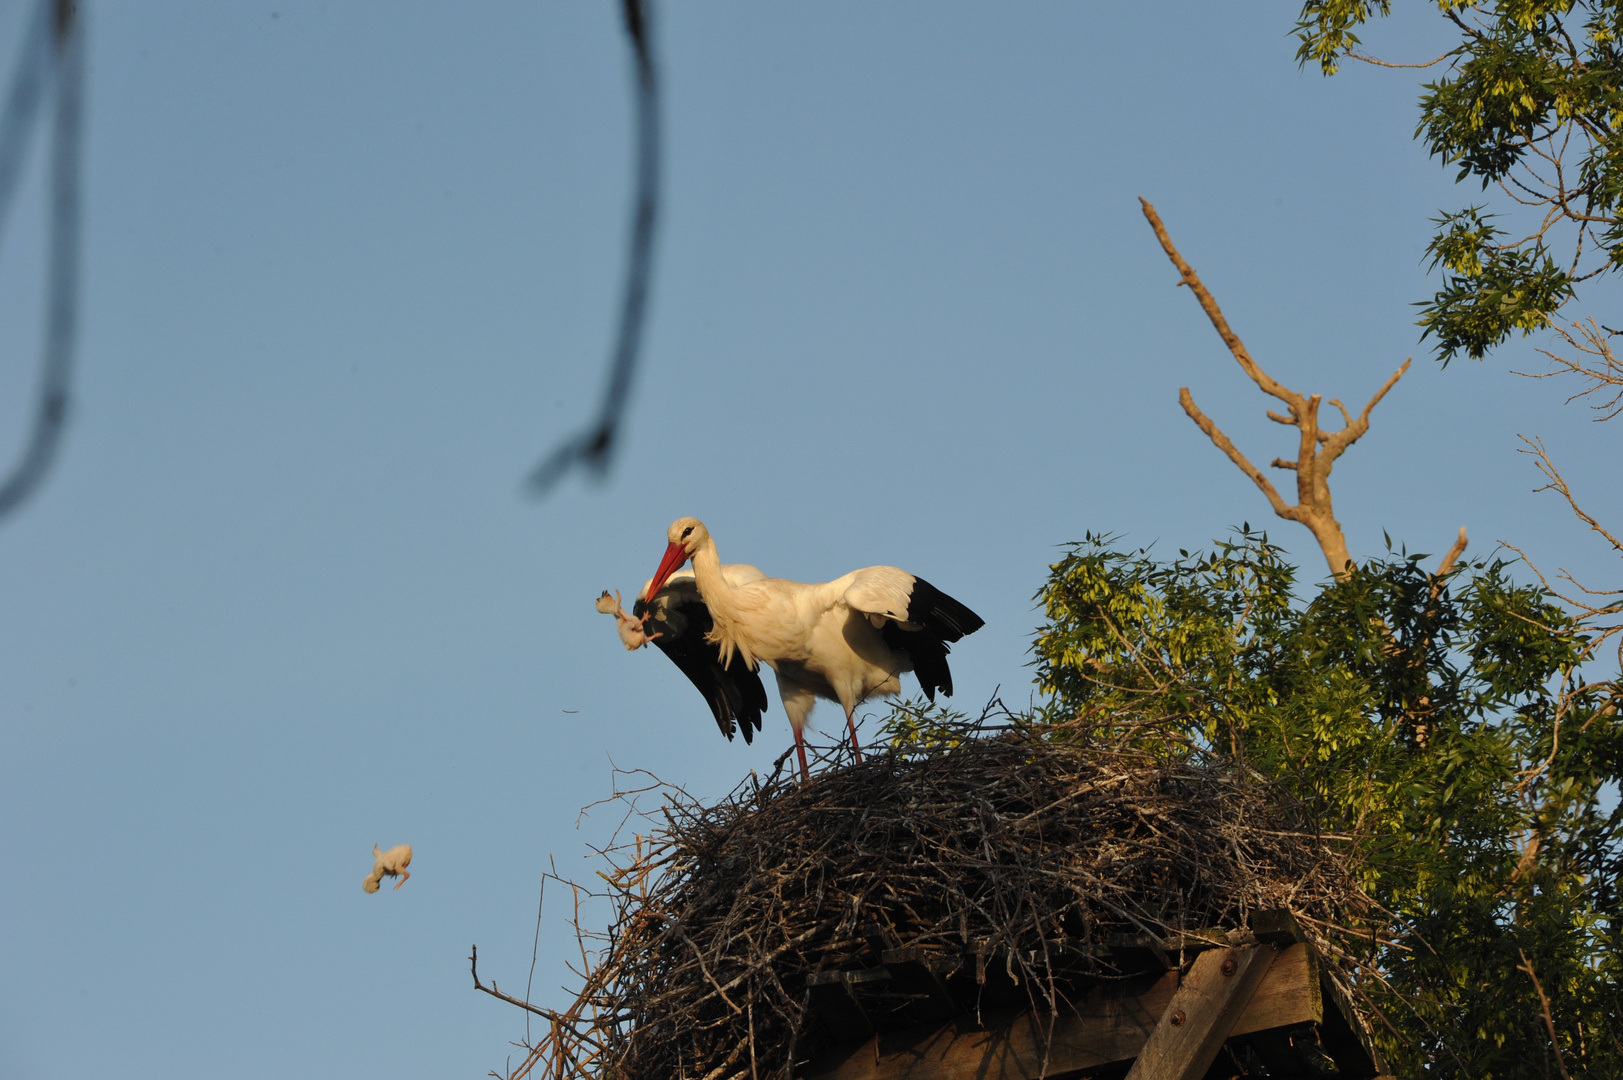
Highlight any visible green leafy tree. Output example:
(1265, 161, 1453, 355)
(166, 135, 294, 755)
(1054, 180, 1623, 1072)
(1296, 1, 1623, 413)
(1027, 530, 1622, 1078)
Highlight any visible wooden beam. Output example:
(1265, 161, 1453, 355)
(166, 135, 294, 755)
(1122, 946, 1274, 1080)
(803, 944, 1321, 1080)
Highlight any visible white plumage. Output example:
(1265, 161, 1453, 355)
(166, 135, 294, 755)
(641, 517, 984, 781)
(363, 843, 413, 893)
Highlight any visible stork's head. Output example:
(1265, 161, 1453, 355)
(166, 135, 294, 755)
(667, 516, 708, 552)
(647, 517, 707, 598)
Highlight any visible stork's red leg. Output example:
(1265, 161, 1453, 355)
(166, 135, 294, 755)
(393, 870, 410, 890)
(794, 728, 811, 783)
(844, 711, 864, 764)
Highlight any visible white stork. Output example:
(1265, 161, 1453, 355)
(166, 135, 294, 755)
(641, 517, 984, 781)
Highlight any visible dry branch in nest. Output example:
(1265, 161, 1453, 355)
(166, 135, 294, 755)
(490, 727, 1376, 1080)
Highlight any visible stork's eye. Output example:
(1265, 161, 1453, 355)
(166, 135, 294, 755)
(681, 526, 694, 539)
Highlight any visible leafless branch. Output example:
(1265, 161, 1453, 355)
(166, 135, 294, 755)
(1436, 528, 1469, 578)
(1518, 435, 1623, 556)
(1345, 48, 1453, 69)
(1319, 360, 1410, 468)
(1519, 319, 1623, 420)
(1142, 198, 1411, 579)
(472, 945, 564, 1021)
(1139, 199, 1295, 407)
(1178, 388, 1293, 519)
(1426, 527, 1469, 604)
(1497, 540, 1615, 617)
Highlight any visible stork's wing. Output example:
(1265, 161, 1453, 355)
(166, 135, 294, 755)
(843, 567, 985, 702)
(719, 563, 768, 589)
(634, 573, 768, 743)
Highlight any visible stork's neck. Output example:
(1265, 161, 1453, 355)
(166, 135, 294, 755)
(689, 537, 730, 605)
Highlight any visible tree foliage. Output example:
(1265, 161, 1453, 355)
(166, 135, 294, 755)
(1023, 529, 1622, 1078)
(1297, 1, 1623, 362)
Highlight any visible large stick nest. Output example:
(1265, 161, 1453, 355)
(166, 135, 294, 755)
(513, 728, 1372, 1080)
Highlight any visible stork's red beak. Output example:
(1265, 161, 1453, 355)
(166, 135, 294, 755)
(646, 540, 689, 599)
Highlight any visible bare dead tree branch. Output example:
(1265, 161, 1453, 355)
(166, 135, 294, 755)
(1518, 435, 1623, 557)
(1498, 540, 1623, 623)
(1518, 319, 1623, 420)
(1436, 527, 1469, 578)
(1178, 388, 1293, 518)
(1141, 197, 1425, 580)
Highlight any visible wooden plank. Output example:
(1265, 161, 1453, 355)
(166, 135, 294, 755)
(803, 945, 1320, 1080)
(1234, 941, 1320, 1033)
(1122, 946, 1274, 1080)
(1313, 969, 1384, 1078)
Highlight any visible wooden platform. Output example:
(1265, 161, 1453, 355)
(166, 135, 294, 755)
(801, 926, 1386, 1080)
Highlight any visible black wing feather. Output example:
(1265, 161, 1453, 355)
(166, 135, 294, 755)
(635, 595, 767, 743)
(880, 576, 985, 703)
(905, 577, 986, 641)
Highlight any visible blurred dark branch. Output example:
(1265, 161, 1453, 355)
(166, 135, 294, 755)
(0, 0, 81, 523)
(526, 0, 660, 496)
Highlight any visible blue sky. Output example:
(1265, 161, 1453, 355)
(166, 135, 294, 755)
(2, 3, 1617, 1077)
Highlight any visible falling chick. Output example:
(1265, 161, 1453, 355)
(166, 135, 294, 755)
(363, 843, 412, 893)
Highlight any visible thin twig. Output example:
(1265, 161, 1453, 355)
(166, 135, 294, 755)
(472, 945, 562, 1021)
(1519, 435, 1623, 555)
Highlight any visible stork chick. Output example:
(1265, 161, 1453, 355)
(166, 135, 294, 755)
(597, 589, 660, 650)
(363, 843, 413, 893)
